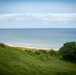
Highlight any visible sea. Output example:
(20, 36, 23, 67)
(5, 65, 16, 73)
(0, 28, 76, 50)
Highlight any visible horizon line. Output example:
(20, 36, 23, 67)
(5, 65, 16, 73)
(0, 28, 76, 29)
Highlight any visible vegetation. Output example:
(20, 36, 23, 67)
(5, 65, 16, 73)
(0, 42, 76, 75)
(59, 42, 76, 63)
(0, 43, 5, 47)
(49, 49, 57, 56)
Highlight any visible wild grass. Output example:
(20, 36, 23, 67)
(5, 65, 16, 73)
(0, 44, 76, 75)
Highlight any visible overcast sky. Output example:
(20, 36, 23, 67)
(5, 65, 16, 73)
(0, 0, 76, 28)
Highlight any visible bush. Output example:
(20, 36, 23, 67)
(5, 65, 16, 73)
(0, 43, 5, 47)
(24, 49, 34, 55)
(35, 50, 47, 55)
(34, 50, 48, 61)
(59, 42, 76, 62)
(49, 49, 57, 56)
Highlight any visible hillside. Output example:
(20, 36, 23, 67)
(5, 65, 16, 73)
(0, 44, 76, 75)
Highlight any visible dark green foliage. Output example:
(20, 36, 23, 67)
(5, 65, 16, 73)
(49, 49, 57, 56)
(0, 43, 5, 47)
(24, 49, 34, 55)
(35, 50, 47, 55)
(59, 42, 76, 62)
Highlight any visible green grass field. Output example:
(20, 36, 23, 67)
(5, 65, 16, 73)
(0, 44, 76, 75)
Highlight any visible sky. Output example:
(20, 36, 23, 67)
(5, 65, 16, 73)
(0, 0, 76, 28)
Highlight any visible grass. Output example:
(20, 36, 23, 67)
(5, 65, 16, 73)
(0, 44, 76, 75)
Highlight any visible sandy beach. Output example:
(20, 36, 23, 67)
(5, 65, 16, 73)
(5, 44, 54, 50)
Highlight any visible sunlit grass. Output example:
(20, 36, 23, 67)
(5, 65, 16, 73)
(0, 44, 76, 75)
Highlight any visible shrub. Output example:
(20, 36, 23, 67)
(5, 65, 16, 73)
(59, 42, 76, 62)
(35, 50, 47, 55)
(49, 49, 58, 58)
(24, 49, 34, 55)
(0, 43, 5, 47)
(49, 49, 56, 56)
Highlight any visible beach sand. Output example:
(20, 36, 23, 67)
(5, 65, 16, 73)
(5, 44, 54, 50)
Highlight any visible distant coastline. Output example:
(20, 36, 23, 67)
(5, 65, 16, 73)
(5, 43, 53, 50)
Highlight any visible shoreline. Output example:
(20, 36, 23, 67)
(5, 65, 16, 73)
(5, 44, 58, 51)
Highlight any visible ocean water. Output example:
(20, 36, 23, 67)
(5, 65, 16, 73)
(0, 28, 76, 50)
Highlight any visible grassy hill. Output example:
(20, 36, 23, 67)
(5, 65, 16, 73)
(0, 44, 76, 75)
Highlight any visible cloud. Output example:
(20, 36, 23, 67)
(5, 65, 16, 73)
(0, 13, 76, 23)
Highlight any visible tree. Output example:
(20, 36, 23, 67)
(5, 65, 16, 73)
(59, 42, 76, 62)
